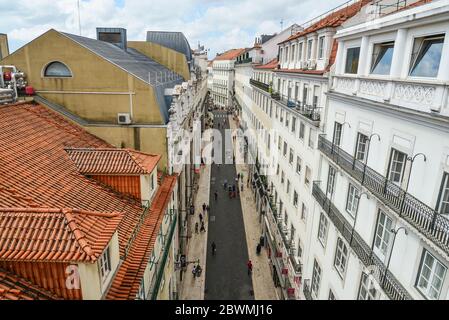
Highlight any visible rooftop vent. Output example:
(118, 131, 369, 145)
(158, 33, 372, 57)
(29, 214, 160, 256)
(96, 27, 127, 50)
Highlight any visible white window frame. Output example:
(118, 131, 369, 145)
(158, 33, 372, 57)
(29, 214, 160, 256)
(99, 246, 112, 283)
(416, 250, 447, 300)
(317, 212, 329, 247)
(373, 209, 393, 260)
(345, 183, 360, 218)
(334, 238, 349, 277)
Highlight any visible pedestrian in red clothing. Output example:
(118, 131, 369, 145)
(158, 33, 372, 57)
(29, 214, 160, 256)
(247, 260, 253, 275)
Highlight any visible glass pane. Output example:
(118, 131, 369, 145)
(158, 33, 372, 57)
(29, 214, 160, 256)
(45, 61, 72, 77)
(371, 44, 394, 75)
(410, 38, 444, 78)
(345, 47, 360, 74)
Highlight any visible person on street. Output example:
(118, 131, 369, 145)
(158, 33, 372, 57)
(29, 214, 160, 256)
(224, 179, 228, 190)
(195, 222, 199, 234)
(199, 213, 203, 223)
(211, 242, 216, 256)
(200, 221, 206, 232)
(202, 203, 206, 213)
(214, 190, 218, 201)
(256, 243, 261, 255)
(206, 205, 210, 215)
(247, 260, 253, 276)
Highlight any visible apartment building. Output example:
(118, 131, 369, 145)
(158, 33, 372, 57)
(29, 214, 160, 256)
(240, 0, 372, 300)
(304, 0, 449, 300)
(0, 102, 178, 300)
(211, 48, 245, 108)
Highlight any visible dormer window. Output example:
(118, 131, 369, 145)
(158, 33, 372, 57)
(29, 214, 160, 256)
(409, 34, 444, 78)
(318, 36, 325, 59)
(99, 246, 112, 283)
(43, 61, 72, 77)
(371, 42, 394, 75)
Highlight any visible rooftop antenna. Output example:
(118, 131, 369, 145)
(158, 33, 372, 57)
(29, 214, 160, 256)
(77, 0, 82, 36)
(280, 19, 284, 32)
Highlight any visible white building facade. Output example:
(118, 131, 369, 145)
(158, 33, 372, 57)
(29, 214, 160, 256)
(305, 0, 449, 300)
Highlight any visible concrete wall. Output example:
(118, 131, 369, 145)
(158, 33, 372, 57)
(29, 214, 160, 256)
(128, 41, 190, 81)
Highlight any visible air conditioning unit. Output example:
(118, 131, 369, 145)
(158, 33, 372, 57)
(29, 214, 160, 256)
(117, 113, 132, 124)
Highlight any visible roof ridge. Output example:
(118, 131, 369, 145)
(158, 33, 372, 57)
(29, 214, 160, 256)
(0, 207, 121, 217)
(62, 209, 94, 258)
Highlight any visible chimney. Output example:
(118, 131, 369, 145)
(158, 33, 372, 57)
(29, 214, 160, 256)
(96, 27, 127, 50)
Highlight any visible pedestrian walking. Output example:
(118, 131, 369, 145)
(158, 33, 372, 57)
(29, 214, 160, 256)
(195, 222, 199, 234)
(206, 205, 210, 215)
(214, 190, 218, 201)
(200, 221, 206, 232)
(199, 213, 203, 223)
(241, 183, 244, 192)
(211, 242, 216, 256)
(247, 260, 253, 276)
(232, 184, 236, 198)
(237, 173, 240, 180)
(202, 203, 206, 213)
(224, 179, 228, 190)
(256, 243, 261, 255)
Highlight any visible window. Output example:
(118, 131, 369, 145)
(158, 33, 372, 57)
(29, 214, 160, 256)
(332, 122, 342, 147)
(137, 280, 146, 300)
(291, 44, 296, 61)
(299, 121, 305, 140)
(318, 36, 325, 59)
(292, 117, 297, 133)
(44, 61, 72, 77)
(297, 241, 303, 257)
(293, 191, 298, 207)
(334, 238, 348, 277)
(317, 212, 329, 246)
(276, 164, 280, 175)
(345, 47, 360, 74)
(355, 133, 369, 162)
(346, 183, 360, 217)
(437, 172, 449, 215)
(281, 171, 285, 184)
(409, 35, 444, 78)
(286, 180, 291, 194)
(329, 290, 336, 300)
(298, 43, 303, 61)
(301, 203, 307, 221)
(305, 166, 311, 187)
(308, 128, 315, 148)
(374, 210, 393, 259)
(358, 273, 379, 300)
(326, 166, 337, 196)
(278, 137, 282, 150)
(289, 148, 294, 165)
(283, 142, 288, 157)
(371, 42, 394, 75)
(387, 148, 407, 185)
(416, 250, 447, 300)
(296, 156, 302, 174)
(99, 246, 112, 282)
(311, 259, 322, 297)
(307, 39, 313, 60)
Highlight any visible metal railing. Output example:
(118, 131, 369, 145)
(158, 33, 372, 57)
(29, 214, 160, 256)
(303, 280, 313, 300)
(235, 57, 253, 65)
(312, 181, 413, 300)
(271, 92, 322, 124)
(318, 135, 449, 256)
(249, 78, 270, 93)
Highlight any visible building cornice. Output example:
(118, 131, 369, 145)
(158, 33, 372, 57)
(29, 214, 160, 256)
(327, 90, 449, 133)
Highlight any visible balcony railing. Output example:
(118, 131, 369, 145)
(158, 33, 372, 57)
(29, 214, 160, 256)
(312, 181, 413, 300)
(318, 135, 449, 256)
(235, 57, 253, 65)
(271, 92, 322, 125)
(249, 78, 270, 93)
(303, 280, 313, 300)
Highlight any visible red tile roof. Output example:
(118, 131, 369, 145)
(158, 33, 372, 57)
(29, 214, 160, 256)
(254, 58, 279, 70)
(279, 0, 371, 45)
(66, 148, 161, 175)
(0, 102, 176, 299)
(0, 208, 121, 263)
(106, 174, 177, 300)
(214, 48, 246, 61)
(0, 268, 61, 300)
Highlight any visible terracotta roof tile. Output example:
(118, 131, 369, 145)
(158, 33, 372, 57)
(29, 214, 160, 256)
(106, 174, 177, 299)
(66, 148, 161, 175)
(214, 48, 246, 61)
(0, 208, 121, 263)
(254, 58, 279, 70)
(279, 0, 371, 44)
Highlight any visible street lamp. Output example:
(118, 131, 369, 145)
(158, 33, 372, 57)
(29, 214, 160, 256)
(405, 153, 427, 193)
(361, 133, 380, 185)
(350, 192, 369, 245)
(383, 227, 408, 288)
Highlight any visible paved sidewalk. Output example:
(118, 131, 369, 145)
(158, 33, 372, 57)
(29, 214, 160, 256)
(229, 116, 279, 300)
(179, 164, 211, 300)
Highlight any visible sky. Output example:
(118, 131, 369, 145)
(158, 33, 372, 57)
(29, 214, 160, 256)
(0, 0, 349, 59)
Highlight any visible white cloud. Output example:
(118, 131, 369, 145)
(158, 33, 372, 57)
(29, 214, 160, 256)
(0, 0, 349, 58)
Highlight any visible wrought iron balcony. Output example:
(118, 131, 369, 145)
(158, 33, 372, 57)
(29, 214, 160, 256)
(318, 135, 449, 256)
(235, 57, 253, 65)
(312, 181, 412, 300)
(303, 280, 313, 300)
(272, 93, 322, 126)
(249, 78, 270, 93)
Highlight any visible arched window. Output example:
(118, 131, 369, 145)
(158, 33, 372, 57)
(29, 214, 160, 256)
(44, 61, 72, 77)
